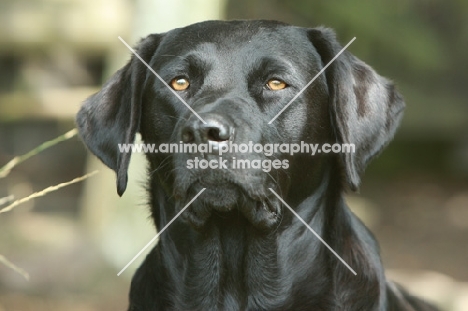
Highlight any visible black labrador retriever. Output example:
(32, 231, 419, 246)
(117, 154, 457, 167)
(77, 20, 439, 311)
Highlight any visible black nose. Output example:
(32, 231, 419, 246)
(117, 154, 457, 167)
(181, 115, 233, 144)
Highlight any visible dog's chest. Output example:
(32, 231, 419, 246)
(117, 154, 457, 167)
(175, 221, 288, 310)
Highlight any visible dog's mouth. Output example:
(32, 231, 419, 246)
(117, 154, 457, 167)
(175, 177, 281, 230)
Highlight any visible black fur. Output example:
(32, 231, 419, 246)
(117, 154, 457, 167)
(77, 20, 439, 311)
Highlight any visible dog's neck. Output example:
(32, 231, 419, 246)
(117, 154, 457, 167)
(176, 214, 284, 309)
(154, 171, 348, 310)
(148, 163, 385, 310)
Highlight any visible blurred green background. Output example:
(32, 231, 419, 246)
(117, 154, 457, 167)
(0, 0, 467, 310)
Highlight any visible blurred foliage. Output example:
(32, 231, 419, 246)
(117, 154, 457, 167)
(0, 128, 95, 280)
(284, 0, 467, 86)
(325, 0, 467, 137)
(0, 129, 77, 178)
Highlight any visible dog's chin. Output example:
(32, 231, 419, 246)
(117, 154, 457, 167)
(176, 182, 281, 231)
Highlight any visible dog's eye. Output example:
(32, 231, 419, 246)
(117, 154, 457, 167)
(170, 77, 190, 91)
(266, 79, 287, 91)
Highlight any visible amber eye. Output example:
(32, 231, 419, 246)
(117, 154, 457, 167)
(170, 77, 190, 91)
(266, 79, 287, 91)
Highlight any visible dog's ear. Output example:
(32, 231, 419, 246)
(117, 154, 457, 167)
(308, 28, 405, 191)
(76, 34, 162, 196)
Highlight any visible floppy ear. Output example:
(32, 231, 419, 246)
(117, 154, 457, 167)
(76, 34, 162, 196)
(308, 28, 405, 191)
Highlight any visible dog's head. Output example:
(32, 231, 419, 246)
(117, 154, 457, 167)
(76, 20, 404, 230)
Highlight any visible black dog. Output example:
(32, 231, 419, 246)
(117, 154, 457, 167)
(77, 20, 439, 310)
